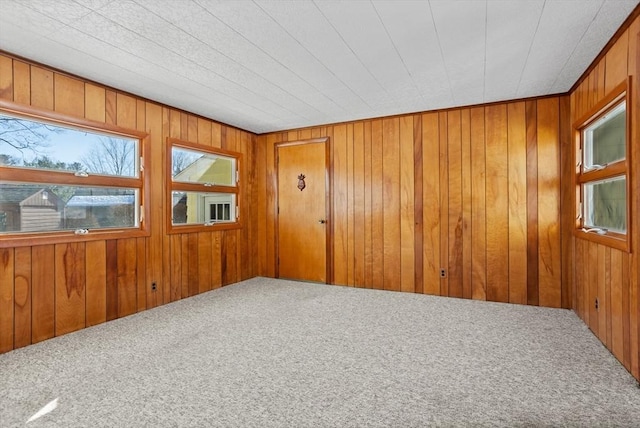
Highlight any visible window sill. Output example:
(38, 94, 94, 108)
(167, 222, 242, 235)
(574, 228, 629, 252)
(0, 228, 150, 248)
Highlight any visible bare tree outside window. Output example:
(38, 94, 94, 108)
(1, 116, 137, 177)
(172, 149, 201, 176)
(80, 137, 136, 177)
(0, 116, 59, 164)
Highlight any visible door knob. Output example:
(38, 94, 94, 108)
(318, 219, 326, 224)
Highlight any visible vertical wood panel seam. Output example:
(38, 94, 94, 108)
(11, 251, 15, 350)
(440, 113, 448, 296)
(27, 247, 33, 347)
(462, 110, 472, 300)
(350, 125, 354, 286)
(506, 108, 511, 302)
(11, 57, 15, 103)
(414, 115, 424, 294)
(483, 109, 487, 300)
(526, 101, 539, 306)
(53, 249, 56, 339)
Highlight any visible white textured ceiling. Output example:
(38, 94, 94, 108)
(0, 0, 637, 134)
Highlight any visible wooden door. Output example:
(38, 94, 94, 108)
(277, 141, 328, 282)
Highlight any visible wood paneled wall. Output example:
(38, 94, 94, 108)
(1, 15, 637, 385)
(257, 97, 566, 308)
(0, 54, 258, 354)
(569, 16, 640, 380)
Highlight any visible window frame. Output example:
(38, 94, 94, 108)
(166, 137, 241, 234)
(0, 99, 150, 248)
(574, 78, 631, 251)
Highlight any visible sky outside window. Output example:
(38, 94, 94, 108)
(0, 113, 137, 177)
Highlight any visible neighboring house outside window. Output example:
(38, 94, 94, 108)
(0, 186, 63, 232)
(0, 100, 149, 247)
(166, 138, 240, 233)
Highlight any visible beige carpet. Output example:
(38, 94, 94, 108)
(1, 277, 639, 427)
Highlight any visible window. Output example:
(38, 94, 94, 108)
(0, 100, 149, 247)
(167, 138, 240, 233)
(576, 80, 630, 250)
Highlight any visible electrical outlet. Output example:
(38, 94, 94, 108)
(595, 298, 599, 310)
(151, 282, 157, 291)
(440, 269, 446, 278)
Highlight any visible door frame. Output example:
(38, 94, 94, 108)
(274, 137, 333, 283)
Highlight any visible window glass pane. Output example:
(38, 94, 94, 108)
(0, 183, 138, 233)
(171, 147, 235, 186)
(584, 176, 626, 233)
(583, 101, 625, 168)
(0, 113, 138, 177)
(172, 191, 235, 225)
